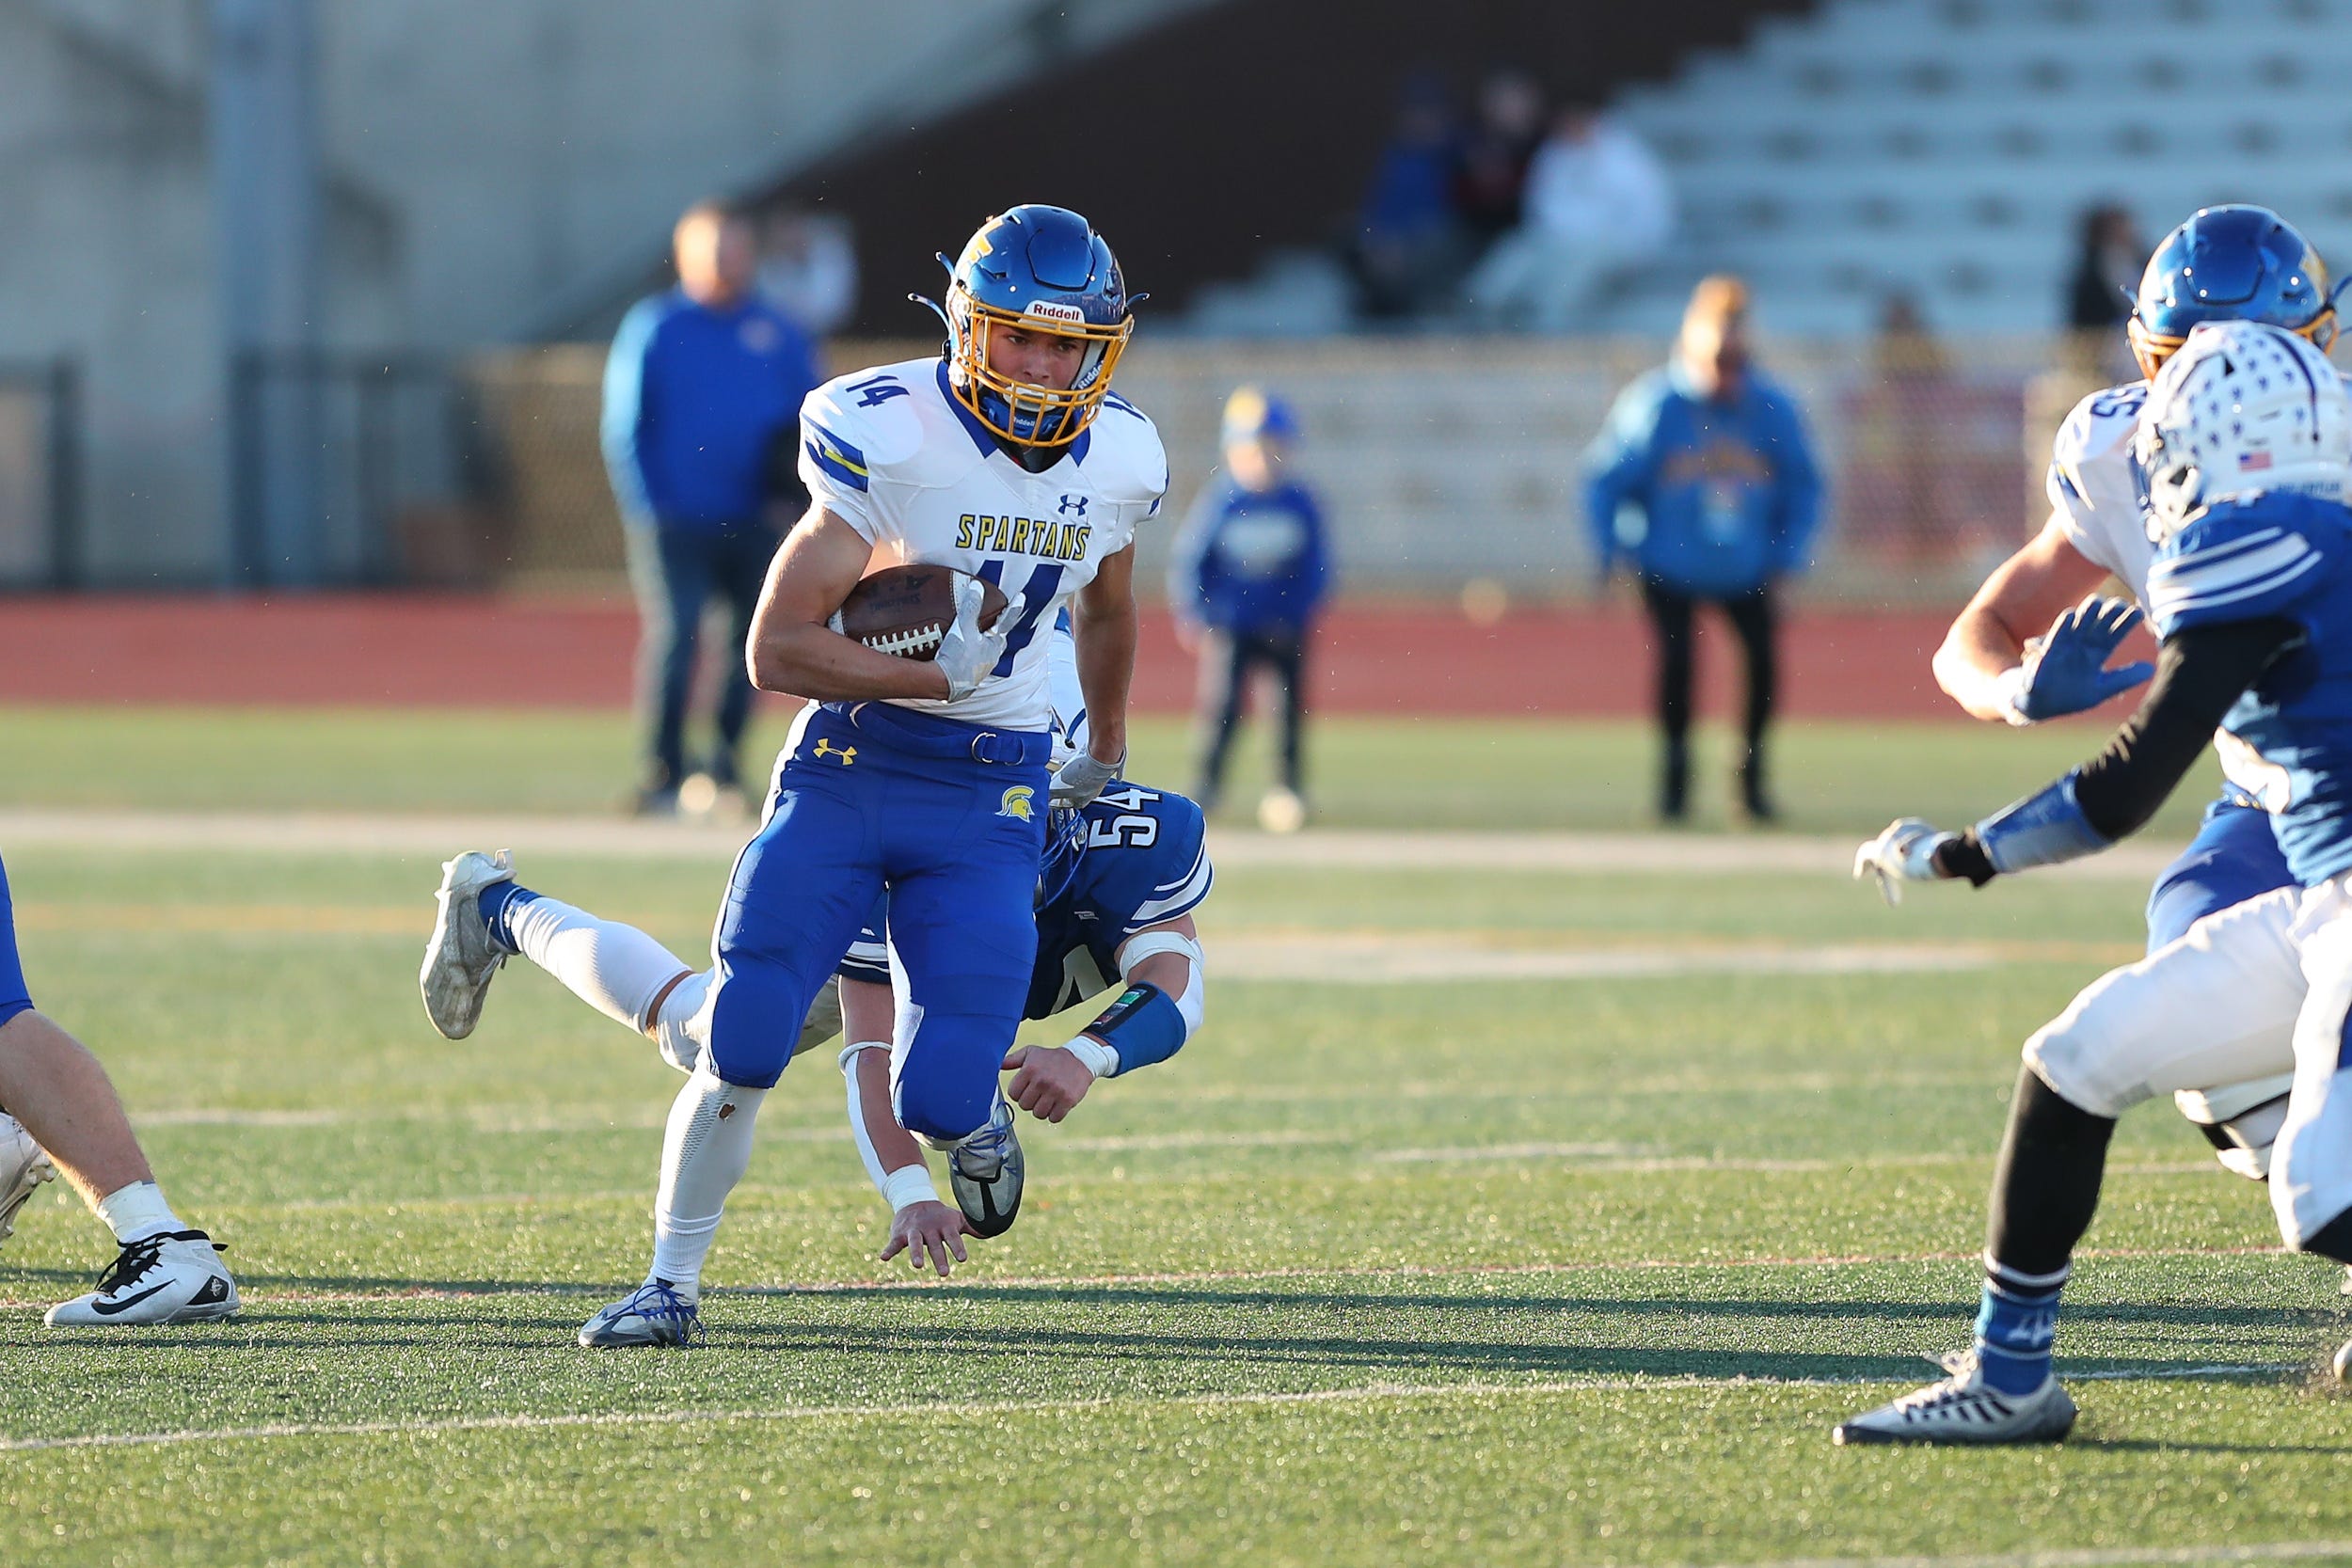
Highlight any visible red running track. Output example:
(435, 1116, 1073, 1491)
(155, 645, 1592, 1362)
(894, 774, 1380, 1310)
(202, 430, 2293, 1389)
(0, 594, 2145, 720)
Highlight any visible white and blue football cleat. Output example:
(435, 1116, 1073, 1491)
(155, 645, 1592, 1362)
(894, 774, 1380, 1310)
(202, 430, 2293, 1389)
(579, 1280, 704, 1348)
(0, 1112, 56, 1245)
(420, 849, 515, 1040)
(45, 1230, 238, 1326)
(946, 1097, 1025, 1239)
(1833, 1352, 2078, 1446)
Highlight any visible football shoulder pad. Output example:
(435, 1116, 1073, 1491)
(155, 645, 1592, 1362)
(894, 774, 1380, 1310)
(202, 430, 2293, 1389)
(2148, 496, 2336, 637)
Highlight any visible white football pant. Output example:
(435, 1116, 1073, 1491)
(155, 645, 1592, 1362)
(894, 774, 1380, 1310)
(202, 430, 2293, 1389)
(2025, 876, 2352, 1248)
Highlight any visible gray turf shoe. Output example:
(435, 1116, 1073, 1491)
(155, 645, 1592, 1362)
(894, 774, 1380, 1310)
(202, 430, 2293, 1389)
(421, 849, 515, 1039)
(0, 1113, 55, 1245)
(46, 1230, 238, 1326)
(580, 1280, 704, 1348)
(1833, 1352, 2078, 1446)
(946, 1097, 1025, 1239)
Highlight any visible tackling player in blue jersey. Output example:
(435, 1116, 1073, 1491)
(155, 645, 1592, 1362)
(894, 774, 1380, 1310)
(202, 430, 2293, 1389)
(1847, 322, 2352, 1443)
(1931, 206, 2341, 1178)
(415, 645, 1210, 1281)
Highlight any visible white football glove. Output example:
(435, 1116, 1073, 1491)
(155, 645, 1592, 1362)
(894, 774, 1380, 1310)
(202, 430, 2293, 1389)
(1853, 816, 1958, 906)
(932, 580, 1023, 703)
(1051, 748, 1121, 809)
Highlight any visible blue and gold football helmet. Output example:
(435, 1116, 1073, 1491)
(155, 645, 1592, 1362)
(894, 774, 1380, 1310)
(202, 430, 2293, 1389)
(2129, 205, 2339, 381)
(930, 204, 1138, 448)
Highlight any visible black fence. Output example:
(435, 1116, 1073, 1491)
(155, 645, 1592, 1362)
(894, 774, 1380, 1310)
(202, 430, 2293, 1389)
(228, 350, 490, 588)
(0, 359, 82, 590)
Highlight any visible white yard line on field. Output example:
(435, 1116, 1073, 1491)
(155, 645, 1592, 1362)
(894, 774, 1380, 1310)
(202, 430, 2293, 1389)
(0, 1363, 2294, 1455)
(0, 807, 2181, 879)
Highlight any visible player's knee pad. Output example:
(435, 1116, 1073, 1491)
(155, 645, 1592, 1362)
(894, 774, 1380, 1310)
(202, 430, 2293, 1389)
(892, 1013, 1009, 1144)
(702, 962, 823, 1089)
(2022, 998, 2158, 1122)
(2173, 1075, 2296, 1181)
(651, 971, 713, 1075)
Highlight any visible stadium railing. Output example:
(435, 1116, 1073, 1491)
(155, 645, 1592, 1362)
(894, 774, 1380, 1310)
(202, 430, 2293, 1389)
(222, 335, 2108, 605)
(0, 358, 82, 591)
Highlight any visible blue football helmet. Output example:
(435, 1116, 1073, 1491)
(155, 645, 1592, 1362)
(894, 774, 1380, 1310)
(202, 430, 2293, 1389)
(1220, 386, 1300, 445)
(930, 204, 1140, 448)
(2129, 205, 2339, 381)
(1037, 801, 1089, 910)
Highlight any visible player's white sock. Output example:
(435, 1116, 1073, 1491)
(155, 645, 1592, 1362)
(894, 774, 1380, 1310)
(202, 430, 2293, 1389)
(499, 895, 694, 1037)
(645, 1065, 765, 1298)
(96, 1180, 183, 1244)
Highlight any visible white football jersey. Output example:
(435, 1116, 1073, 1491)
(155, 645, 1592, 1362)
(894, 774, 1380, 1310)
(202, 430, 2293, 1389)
(798, 356, 1168, 730)
(2045, 381, 2155, 594)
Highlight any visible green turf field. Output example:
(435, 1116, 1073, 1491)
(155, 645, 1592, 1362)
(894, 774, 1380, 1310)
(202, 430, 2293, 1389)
(2, 711, 2344, 1566)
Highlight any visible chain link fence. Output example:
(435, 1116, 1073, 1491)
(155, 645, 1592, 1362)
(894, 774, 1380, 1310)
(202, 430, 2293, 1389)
(226, 334, 2119, 603)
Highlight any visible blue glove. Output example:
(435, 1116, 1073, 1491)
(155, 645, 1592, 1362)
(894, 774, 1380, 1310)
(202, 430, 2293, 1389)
(2008, 595, 2154, 723)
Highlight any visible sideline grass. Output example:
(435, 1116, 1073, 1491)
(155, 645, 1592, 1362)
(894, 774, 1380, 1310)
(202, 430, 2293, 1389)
(1, 705, 2218, 834)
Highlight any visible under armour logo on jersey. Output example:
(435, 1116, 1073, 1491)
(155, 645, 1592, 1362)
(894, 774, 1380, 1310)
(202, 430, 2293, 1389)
(813, 739, 856, 766)
(997, 785, 1036, 821)
(1057, 494, 1089, 516)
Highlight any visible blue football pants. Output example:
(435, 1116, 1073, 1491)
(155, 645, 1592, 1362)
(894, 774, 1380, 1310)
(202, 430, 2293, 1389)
(2144, 796, 2294, 954)
(704, 705, 1045, 1145)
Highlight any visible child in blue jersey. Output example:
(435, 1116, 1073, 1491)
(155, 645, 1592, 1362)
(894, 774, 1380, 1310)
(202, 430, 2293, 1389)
(1846, 322, 2352, 1445)
(1170, 388, 1332, 831)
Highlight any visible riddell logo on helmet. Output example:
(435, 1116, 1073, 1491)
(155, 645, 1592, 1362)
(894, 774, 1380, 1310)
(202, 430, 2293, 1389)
(1024, 302, 1087, 325)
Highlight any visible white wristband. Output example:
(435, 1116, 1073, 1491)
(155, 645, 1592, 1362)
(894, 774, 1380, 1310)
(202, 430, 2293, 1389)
(1991, 663, 2035, 727)
(881, 1164, 940, 1213)
(1062, 1035, 1119, 1081)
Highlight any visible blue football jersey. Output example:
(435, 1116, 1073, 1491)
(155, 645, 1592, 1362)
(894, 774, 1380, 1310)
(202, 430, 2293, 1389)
(839, 780, 1212, 1022)
(2147, 492, 2352, 883)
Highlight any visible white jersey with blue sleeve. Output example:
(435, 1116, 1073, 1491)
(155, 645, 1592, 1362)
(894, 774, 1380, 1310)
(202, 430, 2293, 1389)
(2148, 493, 2352, 883)
(797, 356, 1168, 732)
(2047, 381, 2155, 592)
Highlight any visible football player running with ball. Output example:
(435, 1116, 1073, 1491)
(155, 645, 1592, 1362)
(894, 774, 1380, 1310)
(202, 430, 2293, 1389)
(419, 636, 1212, 1286)
(435, 205, 1164, 1346)
(1847, 322, 2352, 1443)
(1931, 206, 2343, 1181)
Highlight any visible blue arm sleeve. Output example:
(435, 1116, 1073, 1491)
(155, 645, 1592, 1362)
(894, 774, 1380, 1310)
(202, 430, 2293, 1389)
(1166, 487, 1218, 612)
(1970, 771, 2111, 875)
(1583, 389, 1655, 571)
(1081, 982, 1188, 1076)
(1765, 395, 1824, 576)
(1298, 489, 1332, 616)
(601, 302, 661, 525)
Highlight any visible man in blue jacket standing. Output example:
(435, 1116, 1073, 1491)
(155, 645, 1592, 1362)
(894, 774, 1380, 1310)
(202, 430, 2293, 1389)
(603, 199, 823, 816)
(1586, 277, 1821, 822)
(1170, 388, 1333, 832)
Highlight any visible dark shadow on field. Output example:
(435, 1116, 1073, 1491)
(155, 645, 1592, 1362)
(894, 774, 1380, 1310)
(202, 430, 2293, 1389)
(2078, 1438, 2350, 1456)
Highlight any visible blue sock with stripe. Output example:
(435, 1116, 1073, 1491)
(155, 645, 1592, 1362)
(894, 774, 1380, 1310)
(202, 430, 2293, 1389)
(1974, 1261, 2064, 1394)
(477, 880, 540, 954)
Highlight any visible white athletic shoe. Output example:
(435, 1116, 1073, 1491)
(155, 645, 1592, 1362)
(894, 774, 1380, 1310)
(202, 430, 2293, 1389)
(0, 1113, 56, 1245)
(46, 1229, 238, 1326)
(2333, 1338, 2352, 1384)
(946, 1097, 1025, 1239)
(579, 1280, 704, 1348)
(421, 849, 515, 1040)
(1833, 1352, 2078, 1446)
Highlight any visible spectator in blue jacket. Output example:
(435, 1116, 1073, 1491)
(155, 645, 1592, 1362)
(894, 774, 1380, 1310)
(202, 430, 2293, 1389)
(1586, 277, 1821, 822)
(1170, 388, 1333, 832)
(603, 198, 822, 816)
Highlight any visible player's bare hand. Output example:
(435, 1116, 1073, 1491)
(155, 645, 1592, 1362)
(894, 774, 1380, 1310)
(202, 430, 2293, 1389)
(1853, 817, 1960, 906)
(1002, 1044, 1095, 1122)
(880, 1201, 971, 1276)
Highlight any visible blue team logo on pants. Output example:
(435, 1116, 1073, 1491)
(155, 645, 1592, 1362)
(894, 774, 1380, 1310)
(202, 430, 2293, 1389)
(998, 785, 1036, 821)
